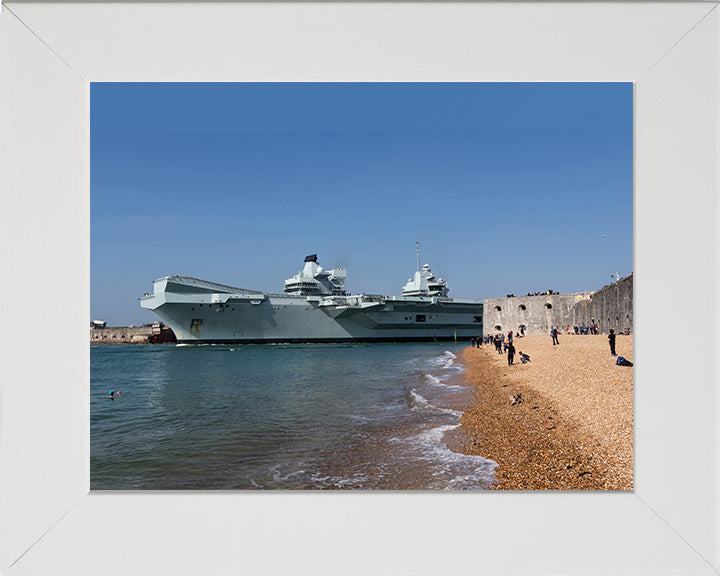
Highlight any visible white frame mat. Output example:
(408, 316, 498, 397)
(1, 2, 718, 575)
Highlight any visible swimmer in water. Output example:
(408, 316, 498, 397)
(108, 390, 121, 399)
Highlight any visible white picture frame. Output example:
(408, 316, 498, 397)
(1, 2, 718, 574)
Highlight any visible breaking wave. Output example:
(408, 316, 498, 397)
(424, 373, 464, 390)
(409, 389, 461, 417)
(407, 424, 497, 489)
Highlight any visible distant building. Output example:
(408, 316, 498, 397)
(91, 320, 107, 329)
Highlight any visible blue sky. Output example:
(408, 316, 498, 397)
(92, 83, 632, 326)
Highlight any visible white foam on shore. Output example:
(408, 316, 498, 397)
(408, 424, 497, 489)
(270, 465, 308, 482)
(424, 373, 464, 390)
(409, 389, 462, 417)
(428, 353, 456, 369)
(310, 472, 371, 489)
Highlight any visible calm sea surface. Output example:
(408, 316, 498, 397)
(91, 343, 496, 489)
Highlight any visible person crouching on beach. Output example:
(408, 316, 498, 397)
(520, 352, 531, 364)
(507, 341, 516, 366)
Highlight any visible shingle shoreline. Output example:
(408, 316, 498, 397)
(457, 334, 633, 490)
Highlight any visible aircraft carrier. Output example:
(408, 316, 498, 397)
(140, 248, 484, 344)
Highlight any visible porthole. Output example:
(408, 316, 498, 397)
(494, 325, 502, 331)
(518, 304, 526, 311)
(494, 305, 502, 312)
(545, 303, 552, 309)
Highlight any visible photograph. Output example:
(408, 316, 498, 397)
(90, 82, 633, 490)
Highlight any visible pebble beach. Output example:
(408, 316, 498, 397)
(457, 334, 633, 490)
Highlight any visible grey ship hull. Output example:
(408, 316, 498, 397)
(141, 276, 484, 344)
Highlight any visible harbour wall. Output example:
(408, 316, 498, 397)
(90, 325, 177, 344)
(483, 273, 633, 336)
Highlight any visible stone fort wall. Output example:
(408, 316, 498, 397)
(573, 274, 633, 334)
(483, 273, 633, 336)
(483, 292, 592, 336)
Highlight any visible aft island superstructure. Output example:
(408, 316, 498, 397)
(140, 251, 484, 344)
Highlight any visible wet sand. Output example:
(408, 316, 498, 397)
(457, 334, 633, 490)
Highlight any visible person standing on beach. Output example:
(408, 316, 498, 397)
(551, 327, 559, 345)
(507, 341, 516, 366)
(470, 336, 476, 348)
(608, 329, 617, 356)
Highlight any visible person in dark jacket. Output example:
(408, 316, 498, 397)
(495, 335, 503, 354)
(551, 327, 559, 345)
(608, 329, 617, 356)
(507, 342, 516, 366)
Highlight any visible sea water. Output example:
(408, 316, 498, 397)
(91, 343, 496, 489)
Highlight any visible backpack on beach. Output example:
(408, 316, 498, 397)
(616, 356, 633, 367)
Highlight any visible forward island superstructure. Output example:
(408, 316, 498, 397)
(140, 248, 484, 344)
